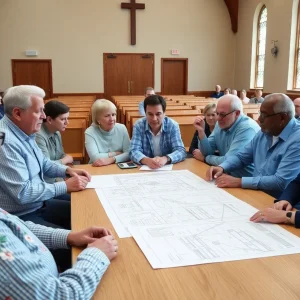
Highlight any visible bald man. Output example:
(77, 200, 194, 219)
(293, 97, 300, 120)
(211, 85, 224, 99)
(194, 95, 260, 177)
(206, 93, 300, 198)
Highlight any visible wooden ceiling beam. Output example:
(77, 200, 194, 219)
(224, 0, 239, 33)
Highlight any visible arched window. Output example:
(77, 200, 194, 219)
(255, 6, 267, 88)
(294, 2, 300, 89)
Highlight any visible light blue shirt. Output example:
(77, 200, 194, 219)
(199, 115, 260, 177)
(138, 101, 145, 116)
(85, 123, 130, 163)
(0, 208, 110, 300)
(220, 118, 300, 198)
(0, 116, 68, 216)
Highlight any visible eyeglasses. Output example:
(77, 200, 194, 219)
(258, 111, 285, 120)
(216, 110, 236, 120)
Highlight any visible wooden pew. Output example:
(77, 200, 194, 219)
(61, 118, 87, 163)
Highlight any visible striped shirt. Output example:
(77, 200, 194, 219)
(0, 116, 68, 216)
(129, 116, 186, 163)
(0, 208, 110, 300)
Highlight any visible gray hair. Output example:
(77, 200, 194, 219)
(266, 93, 295, 119)
(144, 87, 154, 94)
(230, 95, 243, 114)
(91, 99, 116, 124)
(3, 85, 45, 116)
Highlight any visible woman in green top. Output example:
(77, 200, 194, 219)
(85, 99, 130, 167)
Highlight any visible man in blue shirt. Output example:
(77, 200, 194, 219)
(211, 85, 224, 99)
(194, 95, 260, 177)
(130, 95, 186, 169)
(293, 97, 300, 120)
(206, 93, 300, 198)
(249, 89, 264, 104)
(0, 85, 91, 229)
(138, 87, 155, 116)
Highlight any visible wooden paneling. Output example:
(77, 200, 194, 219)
(12, 59, 53, 99)
(161, 58, 188, 95)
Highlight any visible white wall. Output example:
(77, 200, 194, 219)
(234, 0, 298, 93)
(0, 0, 235, 93)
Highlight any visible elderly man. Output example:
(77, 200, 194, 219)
(0, 85, 90, 229)
(130, 95, 186, 169)
(250, 89, 264, 104)
(211, 85, 224, 99)
(138, 87, 155, 116)
(206, 93, 300, 198)
(231, 89, 237, 96)
(293, 97, 300, 120)
(194, 95, 260, 177)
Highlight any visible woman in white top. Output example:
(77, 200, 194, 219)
(240, 89, 250, 104)
(85, 99, 130, 167)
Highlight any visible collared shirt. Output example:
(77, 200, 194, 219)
(129, 116, 187, 164)
(199, 115, 260, 177)
(35, 123, 66, 184)
(0, 208, 110, 300)
(150, 128, 162, 157)
(220, 118, 300, 198)
(35, 123, 65, 163)
(0, 116, 68, 216)
(138, 101, 146, 116)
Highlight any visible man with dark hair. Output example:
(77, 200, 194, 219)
(36, 100, 73, 184)
(138, 87, 155, 116)
(130, 95, 186, 169)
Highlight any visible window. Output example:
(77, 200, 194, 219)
(294, 2, 300, 89)
(255, 6, 267, 88)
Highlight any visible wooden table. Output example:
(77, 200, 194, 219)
(72, 159, 300, 300)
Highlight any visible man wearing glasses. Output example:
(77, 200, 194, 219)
(207, 93, 300, 198)
(194, 95, 260, 177)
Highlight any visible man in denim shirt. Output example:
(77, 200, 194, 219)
(130, 95, 186, 169)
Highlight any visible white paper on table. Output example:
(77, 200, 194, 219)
(139, 164, 173, 171)
(130, 220, 300, 269)
(86, 175, 119, 189)
(92, 170, 261, 239)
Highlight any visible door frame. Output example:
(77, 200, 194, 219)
(103, 53, 155, 97)
(161, 58, 188, 95)
(11, 59, 54, 98)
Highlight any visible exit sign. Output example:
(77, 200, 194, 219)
(171, 49, 180, 55)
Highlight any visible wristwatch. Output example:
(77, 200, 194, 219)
(286, 211, 293, 224)
(166, 156, 172, 164)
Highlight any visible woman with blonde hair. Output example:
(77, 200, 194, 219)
(189, 102, 217, 159)
(85, 99, 130, 166)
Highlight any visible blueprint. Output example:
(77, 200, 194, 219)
(130, 221, 300, 269)
(94, 170, 257, 238)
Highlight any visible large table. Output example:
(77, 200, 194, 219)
(72, 159, 300, 300)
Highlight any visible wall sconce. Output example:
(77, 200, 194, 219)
(271, 40, 278, 57)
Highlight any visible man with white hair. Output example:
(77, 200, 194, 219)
(231, 89, 237, 96)
(206, 93, 300, 198)
(211, 85, 224, 99)
(194, 95, 260, 177)
(138, 87, 155, 116)
(0, 85, 91, 229)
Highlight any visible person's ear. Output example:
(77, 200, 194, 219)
(46, 116, 52, 124)
(12, 107, 22, 121)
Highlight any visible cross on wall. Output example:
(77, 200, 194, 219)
(121, 0, 145, 45)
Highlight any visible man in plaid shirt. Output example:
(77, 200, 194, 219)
(129, 95, 186, 169)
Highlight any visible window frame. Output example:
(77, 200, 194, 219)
(254, 5, 267, 89)
(293, 1, 300, 90)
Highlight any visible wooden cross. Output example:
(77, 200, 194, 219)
(121, 0, 145, 45)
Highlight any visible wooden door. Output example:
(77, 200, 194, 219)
(103, 53, 154, 98)
(161, 58, 188, 95)
(12, 59, 53, 99)
(130, 54, 154, 95)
